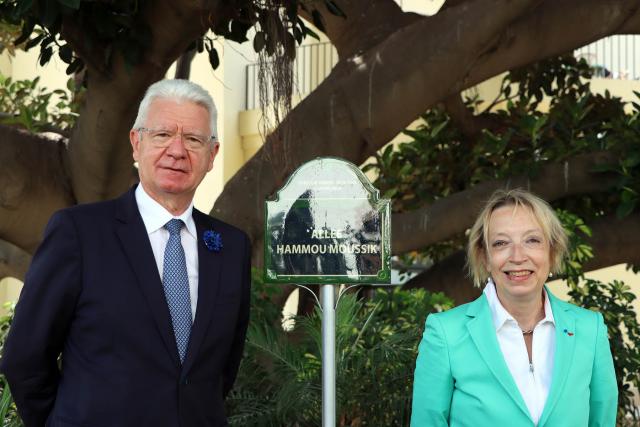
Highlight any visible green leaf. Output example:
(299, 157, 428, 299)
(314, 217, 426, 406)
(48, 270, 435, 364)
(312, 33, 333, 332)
(285, 2, 297, 22)
(622, 152, 640, 169)
(24, 33, 44, 50)
(429, 119, 449, 138)
(65, 57, 84, 75)
(229, 19, 250, 43)
(58, 44, 73, 64)
(208, 47, 220, 70)
(14, 0, 34, 15)
(57, 0, 81, 10)
(14, 19, 35, 45)
(293, 26, 303, 45)
(253, 31, 265, 53)
(616, 199, 637, 218)
(40, 0, 61, 28)
(590, 163, 618, 173)
(304, 26, 319, 41)
(382, 188, 398, 199)
(285, 33, 296, 60)
(39, 46, 53, 66)
(325, 0, 346, 17)
(311, 9, 326, 33)
(531, 115, 548, 138)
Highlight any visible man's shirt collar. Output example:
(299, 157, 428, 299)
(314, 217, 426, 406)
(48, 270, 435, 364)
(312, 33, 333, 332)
(135, 184, 196, 238)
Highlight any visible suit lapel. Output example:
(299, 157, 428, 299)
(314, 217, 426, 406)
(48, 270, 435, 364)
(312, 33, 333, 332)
(466, 295, 532, 421)
(538, 289, 576, 427)
(115, 187, 181, 367)
(181, 210, 223, 374)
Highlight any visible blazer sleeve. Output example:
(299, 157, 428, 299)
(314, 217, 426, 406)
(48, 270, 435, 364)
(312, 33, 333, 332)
(222, 232, 251, 397)
(410, 313, 453, 427)
(1, 210, 82, 427)
(588, 311, 618, 427)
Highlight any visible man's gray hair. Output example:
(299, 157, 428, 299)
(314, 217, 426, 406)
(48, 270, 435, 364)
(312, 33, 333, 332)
(133, 79, 218, 141)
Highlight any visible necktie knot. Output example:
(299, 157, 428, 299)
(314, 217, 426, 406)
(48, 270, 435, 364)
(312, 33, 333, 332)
(165, 219, 183, 236)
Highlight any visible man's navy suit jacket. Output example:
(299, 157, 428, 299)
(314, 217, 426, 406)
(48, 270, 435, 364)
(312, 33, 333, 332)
(1, 186, 251, 427)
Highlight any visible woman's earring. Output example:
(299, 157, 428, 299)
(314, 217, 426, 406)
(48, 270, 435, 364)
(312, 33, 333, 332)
(548, 272, 553, 278)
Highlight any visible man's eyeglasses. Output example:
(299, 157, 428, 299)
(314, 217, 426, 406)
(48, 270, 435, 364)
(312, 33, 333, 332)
(137, 127, 216, 151)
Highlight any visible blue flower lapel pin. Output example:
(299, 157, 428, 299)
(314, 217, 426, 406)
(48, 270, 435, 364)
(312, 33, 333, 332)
(203, 230, 223, 252)
(563, 328, 574, 337)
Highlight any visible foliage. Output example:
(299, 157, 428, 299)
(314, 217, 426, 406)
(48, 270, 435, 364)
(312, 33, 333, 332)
(0, 0, 344, 75)
(0, 73, 81, 133)
(571, 279, 640, 423)
(559, 215, 640, 422)
(0, 21, 21, 55)
(0, 303, 23, 426)
(226, 271, 453, 426)
(555, 210, 593, 286)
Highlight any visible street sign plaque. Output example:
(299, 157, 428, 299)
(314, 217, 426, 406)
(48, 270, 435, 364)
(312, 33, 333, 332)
(264, 157, 391, 284)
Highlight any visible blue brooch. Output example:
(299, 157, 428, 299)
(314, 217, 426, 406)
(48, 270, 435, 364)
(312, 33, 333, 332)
(203, 230, 223, 252)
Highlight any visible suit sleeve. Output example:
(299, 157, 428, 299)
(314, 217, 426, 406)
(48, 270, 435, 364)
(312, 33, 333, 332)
(588, 312, 618, 427)
(222, 232, 251, 397)
(410, 314, 453, 427)
(1, 210, 82, 427)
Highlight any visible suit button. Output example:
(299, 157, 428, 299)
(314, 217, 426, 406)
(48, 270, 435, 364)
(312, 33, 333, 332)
(182, 378, 189, 386)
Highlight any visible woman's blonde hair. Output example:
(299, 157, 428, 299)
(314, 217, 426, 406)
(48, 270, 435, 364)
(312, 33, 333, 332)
(466, 188, 569, 287)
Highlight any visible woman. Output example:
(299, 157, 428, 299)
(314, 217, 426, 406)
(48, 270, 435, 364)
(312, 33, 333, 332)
(410, 189, 618, 427)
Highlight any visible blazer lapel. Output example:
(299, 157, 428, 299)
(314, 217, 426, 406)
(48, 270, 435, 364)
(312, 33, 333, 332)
(181, 210, 223, 374)
(538, 289, 577, 427)
(115, 187, 181, 368)
(466, 295, 532, 421)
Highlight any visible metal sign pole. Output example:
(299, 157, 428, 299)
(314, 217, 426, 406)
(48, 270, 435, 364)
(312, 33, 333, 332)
(320, 284, 336, 427)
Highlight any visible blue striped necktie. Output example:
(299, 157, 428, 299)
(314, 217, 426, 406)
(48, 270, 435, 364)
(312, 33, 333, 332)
(162, 219, 192, 363)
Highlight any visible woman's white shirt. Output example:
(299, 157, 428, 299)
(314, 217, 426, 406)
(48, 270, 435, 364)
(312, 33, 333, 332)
(483, 280, 556, 426)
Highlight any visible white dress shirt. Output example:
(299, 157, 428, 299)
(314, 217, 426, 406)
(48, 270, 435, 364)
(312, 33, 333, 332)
(484, 280, 556, 426)
(135, 184, 198, 320)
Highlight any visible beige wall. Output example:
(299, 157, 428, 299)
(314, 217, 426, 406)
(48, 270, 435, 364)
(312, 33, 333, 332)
(397, 0, 444, 15)
(0, 52, 11, 77)
(3, 48, 71, 89)
(0, 278, 22, 315)
(548, 264, 640, 312)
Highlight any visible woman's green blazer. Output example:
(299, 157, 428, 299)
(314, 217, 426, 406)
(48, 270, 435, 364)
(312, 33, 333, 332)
(410, 287, 618, 427)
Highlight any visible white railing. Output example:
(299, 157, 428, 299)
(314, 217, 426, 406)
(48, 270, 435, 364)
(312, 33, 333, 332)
(575, 35, 640, 80)
(245, 36, 640, 110)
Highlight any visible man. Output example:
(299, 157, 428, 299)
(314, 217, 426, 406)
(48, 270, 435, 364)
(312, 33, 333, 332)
(1, 79, 251, 427)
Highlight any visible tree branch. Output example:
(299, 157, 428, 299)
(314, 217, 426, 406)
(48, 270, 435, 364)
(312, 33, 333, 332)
(440, 0, 473, 12)
(174, 49, 197, 80)
(300, 0, 420, 60)
(403, 212, 640, 304)
(0, 113, 71, 138)
(391, 151, 617, 254)
(0, 125, 74, 253)
(441, 94, 501, 140)
(0, 239, 30, 282)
